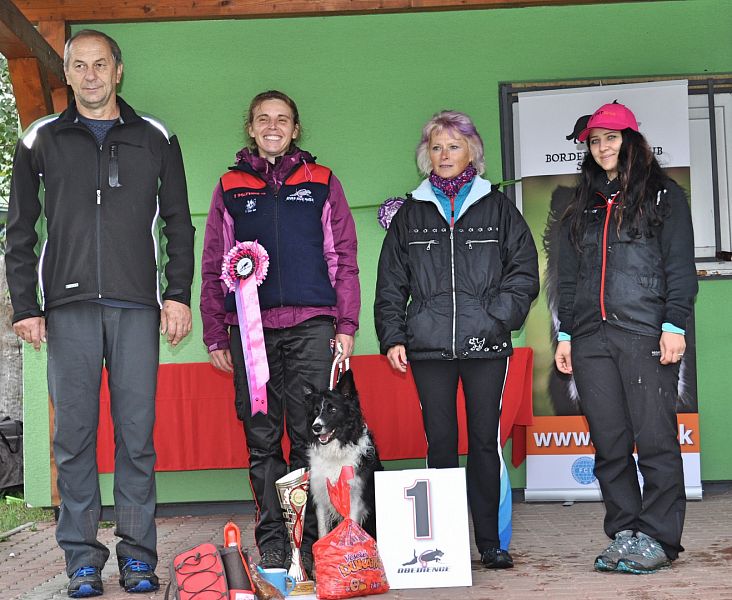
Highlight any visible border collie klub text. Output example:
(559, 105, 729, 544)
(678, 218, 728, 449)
(306, 369, 382, 539)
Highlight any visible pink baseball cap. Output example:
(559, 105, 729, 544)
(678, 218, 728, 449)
(577, 102, 639, 142)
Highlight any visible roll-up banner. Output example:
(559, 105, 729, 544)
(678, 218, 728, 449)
(515, 80, 701, 501)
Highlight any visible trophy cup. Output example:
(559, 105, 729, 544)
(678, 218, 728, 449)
(275, 468, 315, 595)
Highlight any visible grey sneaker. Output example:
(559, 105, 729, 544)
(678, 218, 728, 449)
(617, 532, 671, 574)
(594, 530, 636, 572)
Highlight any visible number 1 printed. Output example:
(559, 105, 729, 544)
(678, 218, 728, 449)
(405, 479, 432, 539)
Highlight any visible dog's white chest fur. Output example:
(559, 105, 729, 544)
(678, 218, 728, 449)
(308, 431, 372, 537)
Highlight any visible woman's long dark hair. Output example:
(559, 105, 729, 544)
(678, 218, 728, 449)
(566, 129, 670, 249)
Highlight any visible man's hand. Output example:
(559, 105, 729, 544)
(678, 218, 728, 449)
(13, 316, 46, 351)
(335, 333, 355, 363)
(160, 300, 192, 346)
(659, 331, 685, 365)
(209, 348, 234, 374)
(386, 344, 408, 373)
(554, 340, 573, 374)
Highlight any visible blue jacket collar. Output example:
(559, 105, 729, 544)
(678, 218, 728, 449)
(410, 176, 494, 222)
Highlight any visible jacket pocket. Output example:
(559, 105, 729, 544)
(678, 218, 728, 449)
(408, 239, 440, 251)
(464, 238, 498, 250)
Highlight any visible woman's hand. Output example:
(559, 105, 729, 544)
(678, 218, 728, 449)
(554, 340, 573, 374)
(386, 344, 408, 373)
(209, 348, 234, 373)
(335, 333, 355, 363)
(659, 331, 685, 365)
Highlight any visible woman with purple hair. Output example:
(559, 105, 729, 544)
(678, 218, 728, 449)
(374, 110, 539, 569)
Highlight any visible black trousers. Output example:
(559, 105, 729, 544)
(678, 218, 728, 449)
(230, 317, 334, 554)
(572, 324, 685, 559)
(410, 357, 508, 552)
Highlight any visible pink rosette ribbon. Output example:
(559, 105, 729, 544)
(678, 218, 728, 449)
(222, 241, 270, 416)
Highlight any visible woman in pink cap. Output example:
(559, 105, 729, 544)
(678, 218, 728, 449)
(554, 102, 697, 574)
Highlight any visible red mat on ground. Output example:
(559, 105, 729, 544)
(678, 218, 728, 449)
(96, 349, 533, 473)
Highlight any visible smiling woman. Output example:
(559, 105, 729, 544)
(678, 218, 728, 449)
(200, 89, 360, 577)
(555, 101, 698, 574)
(246, 93, 301, 161)
(586, 129, 621, 180)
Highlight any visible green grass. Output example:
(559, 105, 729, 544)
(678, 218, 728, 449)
(0, 487, 54, 538)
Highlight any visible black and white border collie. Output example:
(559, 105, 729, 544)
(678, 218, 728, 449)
(306, 369, 382, 539)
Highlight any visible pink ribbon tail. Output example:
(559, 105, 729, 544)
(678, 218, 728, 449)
(234, 277, 269, 416)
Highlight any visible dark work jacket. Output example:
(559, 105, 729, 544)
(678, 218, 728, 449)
(374, 177, 539, 361)
(220, 161, 338, 311)
(5, 98, 194, 322)
(557, 178, 698, 339)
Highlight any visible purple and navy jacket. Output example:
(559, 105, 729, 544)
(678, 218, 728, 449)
(201, 147, 360, 352)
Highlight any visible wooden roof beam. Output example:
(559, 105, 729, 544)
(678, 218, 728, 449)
(0, 0, 64, 86)
(15, 0, 666, 23)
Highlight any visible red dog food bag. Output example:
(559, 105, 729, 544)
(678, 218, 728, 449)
(312, 467, 389, 600)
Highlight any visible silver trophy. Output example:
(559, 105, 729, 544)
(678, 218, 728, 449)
(275, 468, 315, 595)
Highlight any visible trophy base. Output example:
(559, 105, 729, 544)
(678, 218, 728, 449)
(290, 580, 316, 595)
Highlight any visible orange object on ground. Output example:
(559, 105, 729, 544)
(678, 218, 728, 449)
(313, 467, 389, 599)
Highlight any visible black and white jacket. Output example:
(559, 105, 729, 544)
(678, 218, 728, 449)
(6, 97, 195, 323)
(374, 177, 539, 361)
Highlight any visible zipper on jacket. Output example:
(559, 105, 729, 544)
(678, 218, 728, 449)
(465, 239, 498, 250)
(274, 186, 284, 306)
(450, 227, 457, 358)
(598, 191, 619, 321)
(408, 239, 439, 250)
(273, 160, 314, 307)
(108, 144, 121, 188)
(96, 143, 103, 298)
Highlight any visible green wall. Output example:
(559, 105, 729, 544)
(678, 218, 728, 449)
(23, 0, 732, 506)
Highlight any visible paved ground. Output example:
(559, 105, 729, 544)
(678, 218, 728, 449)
(2, 484, 731, 600)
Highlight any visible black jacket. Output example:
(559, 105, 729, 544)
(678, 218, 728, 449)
(557, 178, 698, 339)
(5, 98, 195, 322)
(374, 177, 539, 361)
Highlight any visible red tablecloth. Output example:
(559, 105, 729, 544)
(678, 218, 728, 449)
(96, 349, 533, 473)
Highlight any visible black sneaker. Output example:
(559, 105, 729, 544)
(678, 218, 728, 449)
(259, 546, 286, 569)
(68, 566, 103, 598)
(480, 547, 514, 569)
(118, 556, 160, 593)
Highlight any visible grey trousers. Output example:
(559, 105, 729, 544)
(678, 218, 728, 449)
(47, 301, 160, 576)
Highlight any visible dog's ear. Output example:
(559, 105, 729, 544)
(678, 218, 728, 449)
(336, 369, 356, 397)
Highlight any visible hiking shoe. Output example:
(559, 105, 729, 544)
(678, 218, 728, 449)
(480, 547, 514, 569)
(118, 556, 160, 593)
(594, 529, 636, 572)
(259, 546, 286, 569)
(616, 533, 671, 574)
(68, 566, 103, 598)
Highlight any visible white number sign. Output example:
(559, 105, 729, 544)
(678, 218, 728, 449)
(375, 468, 472, 589)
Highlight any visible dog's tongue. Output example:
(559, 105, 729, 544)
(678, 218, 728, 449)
(319, 431, 333, 444)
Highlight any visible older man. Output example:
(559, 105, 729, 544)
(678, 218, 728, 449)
(5, 29, 194, 597)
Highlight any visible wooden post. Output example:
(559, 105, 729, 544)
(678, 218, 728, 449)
(38, 19, 68, 113)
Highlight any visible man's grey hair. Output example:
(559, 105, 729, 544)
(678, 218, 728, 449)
(63, 29, 123, 70)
